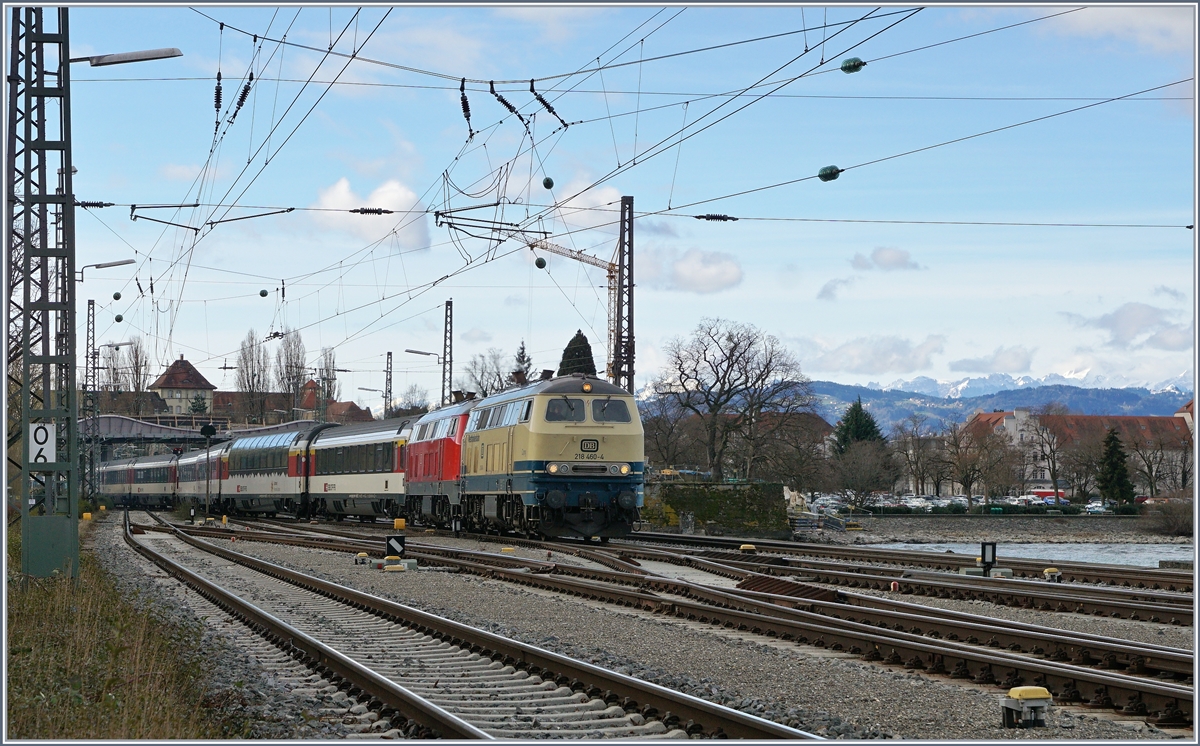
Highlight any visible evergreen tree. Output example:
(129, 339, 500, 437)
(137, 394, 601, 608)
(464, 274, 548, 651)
(188, 392, 208, 414)
(510, 340, 534, 384)
(1096, 428, 1136, 505)
(557, 330, 597, 376)
(833, 397, 885, 454)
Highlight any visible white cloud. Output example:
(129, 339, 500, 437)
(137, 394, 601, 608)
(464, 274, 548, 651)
(806, 335, 946, 375)
(850, 246, 922, 271)
(503, 294, 525, 307)
(493, 7, 603, 44)
(817, 276, 855, 301)
(1145, 324, 1193, 352)
(310, 177, 429, 249)
(1043, 7, 1194, 56)
(639, 219, 679, 238)
(1154, 285, 1187, 302)
(949, 346, 1033, 374)
(639, 246, 743, 294)
(461, 327, 492, 343)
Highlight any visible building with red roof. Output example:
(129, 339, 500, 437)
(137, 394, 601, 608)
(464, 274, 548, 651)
(149, 355, 217, 415)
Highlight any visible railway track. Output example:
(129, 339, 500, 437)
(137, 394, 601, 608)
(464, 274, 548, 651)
(130, 512, 818, 739)
(622, 531, 1195, 592)
(227, 517, 1196, 625)
(164, 518, 1194, 728)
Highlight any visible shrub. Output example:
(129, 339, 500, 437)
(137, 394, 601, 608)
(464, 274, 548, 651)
(1114, 503, 1140, 516)
(931, 504, 967, 514)
(1140, 500, 1193, 537)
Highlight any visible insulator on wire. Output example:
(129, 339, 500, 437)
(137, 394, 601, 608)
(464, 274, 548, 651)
(214, 72, 223, 112)
(459, 78, 474, 138)
(490, 80, 528, 130)
(77, 201, 114, 209)
(530, 80, 569, 129)
(694, 214, 738, 222)
(818, 165, 842, 182)
(350, 207, 394, 215)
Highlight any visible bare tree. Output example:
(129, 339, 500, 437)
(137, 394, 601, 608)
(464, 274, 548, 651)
(1061, 428, 1104, 499)
(237, 330, 272, 424)
(942, 421, 1007, 505)
(657, 318, 805, 482)
(393, 383, 430, 417)
(124, 336, 151, 415)
(101, 344, 123, 391)
(729, 340, 814, 480)
(891, 414, 936, 495)
(273, 326, 307, 414)
(756, 413, 832, 496)
(1023, 405, 1071, 499)
(318, 347, 341, 406)
(1127, 434, 1171, 497)
(833, 440, 900, 509)
(642, 393, 704, 469)
(461, 348, 509, 397)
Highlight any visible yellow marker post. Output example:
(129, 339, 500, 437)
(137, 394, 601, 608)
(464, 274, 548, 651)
(393, 518, 406, 530)
(82, 512, 92, 521)
(99, 505, 106, 511)
(222, 515, 227, 526)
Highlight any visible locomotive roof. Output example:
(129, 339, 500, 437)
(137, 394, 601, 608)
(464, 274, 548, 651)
(476, 374, 629, 407)
(311, 417, 416, 446)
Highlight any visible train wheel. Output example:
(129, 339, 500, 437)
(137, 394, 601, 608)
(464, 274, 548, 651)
(599, 536, 610, 544)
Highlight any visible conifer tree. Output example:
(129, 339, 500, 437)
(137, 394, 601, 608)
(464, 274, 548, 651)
(833, 396, 885, 454)
(1096, 428, 1136, 505)
(557, 330, 597, 376)
(510, 340, 534, 384)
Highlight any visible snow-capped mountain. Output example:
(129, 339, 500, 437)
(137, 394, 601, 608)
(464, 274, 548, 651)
(879, 372, 1194, 399)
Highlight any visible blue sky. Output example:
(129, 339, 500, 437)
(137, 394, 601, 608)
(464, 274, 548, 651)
(60, 4, 1195, 410)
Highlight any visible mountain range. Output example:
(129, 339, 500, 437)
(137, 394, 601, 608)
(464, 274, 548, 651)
(810, 378, 1194, 429)
(866, 371, 1193, 400)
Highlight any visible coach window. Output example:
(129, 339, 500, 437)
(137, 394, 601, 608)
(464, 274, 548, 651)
(592, 398, 631, 423)
(545, 397, 585, 422)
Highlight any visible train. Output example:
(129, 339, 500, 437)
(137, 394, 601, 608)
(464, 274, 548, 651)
(97, 372, 645, 539)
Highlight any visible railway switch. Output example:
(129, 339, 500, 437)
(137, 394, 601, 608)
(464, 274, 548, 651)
(1043, 568, 1063, 582)
(999, 686, 1052, 729)
(355, 552, 369, 565)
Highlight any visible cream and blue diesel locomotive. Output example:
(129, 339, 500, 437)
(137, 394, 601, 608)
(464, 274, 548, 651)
(407, 373, 644, 539)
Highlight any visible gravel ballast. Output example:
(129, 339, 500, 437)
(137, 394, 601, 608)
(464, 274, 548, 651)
(218, 531, 1181, 740)
(87, 518, 360, 739)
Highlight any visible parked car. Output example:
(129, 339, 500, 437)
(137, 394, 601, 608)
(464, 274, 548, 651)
(1086, 502, 1108, 514)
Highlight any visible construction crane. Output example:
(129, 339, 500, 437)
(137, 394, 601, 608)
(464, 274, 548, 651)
(437, 196, 635, 391)
(520, 196, 634, 392)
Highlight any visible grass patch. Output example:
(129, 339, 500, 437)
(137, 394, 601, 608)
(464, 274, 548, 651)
(6, 521, 222, 739)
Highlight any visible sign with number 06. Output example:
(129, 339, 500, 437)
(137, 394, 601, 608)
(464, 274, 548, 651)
(30, 423, 56, 467)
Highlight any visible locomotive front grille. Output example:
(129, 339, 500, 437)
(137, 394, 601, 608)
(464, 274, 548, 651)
(570, 464, 609, 475)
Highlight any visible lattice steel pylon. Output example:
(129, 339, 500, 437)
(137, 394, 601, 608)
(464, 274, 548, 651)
(81, 298, 97, 502)
(442, 299, 452, 406)
(6, 7, 80, 576)
(611, 196, 635, 393)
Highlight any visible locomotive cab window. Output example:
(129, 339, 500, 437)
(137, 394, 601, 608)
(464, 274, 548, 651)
(592, 398, 631, 423)
(519, 399, 533, 422)
(545, 397, 585, 422)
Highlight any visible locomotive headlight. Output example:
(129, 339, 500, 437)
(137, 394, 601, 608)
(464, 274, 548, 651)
(619, 464, 631, 475)
(548, 463, 560, 474)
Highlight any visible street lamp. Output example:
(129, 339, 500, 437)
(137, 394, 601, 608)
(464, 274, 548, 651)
(70, 47, 182, 67)
(77, 258, 134, 282)
(358, 387, 385, 418)
(404, 348, 442, 365)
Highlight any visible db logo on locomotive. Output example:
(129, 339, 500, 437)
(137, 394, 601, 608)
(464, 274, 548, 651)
(580, 439, 599, 452)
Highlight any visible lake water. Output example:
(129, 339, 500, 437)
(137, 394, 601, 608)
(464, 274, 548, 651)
(871, 541, 1195, 568)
